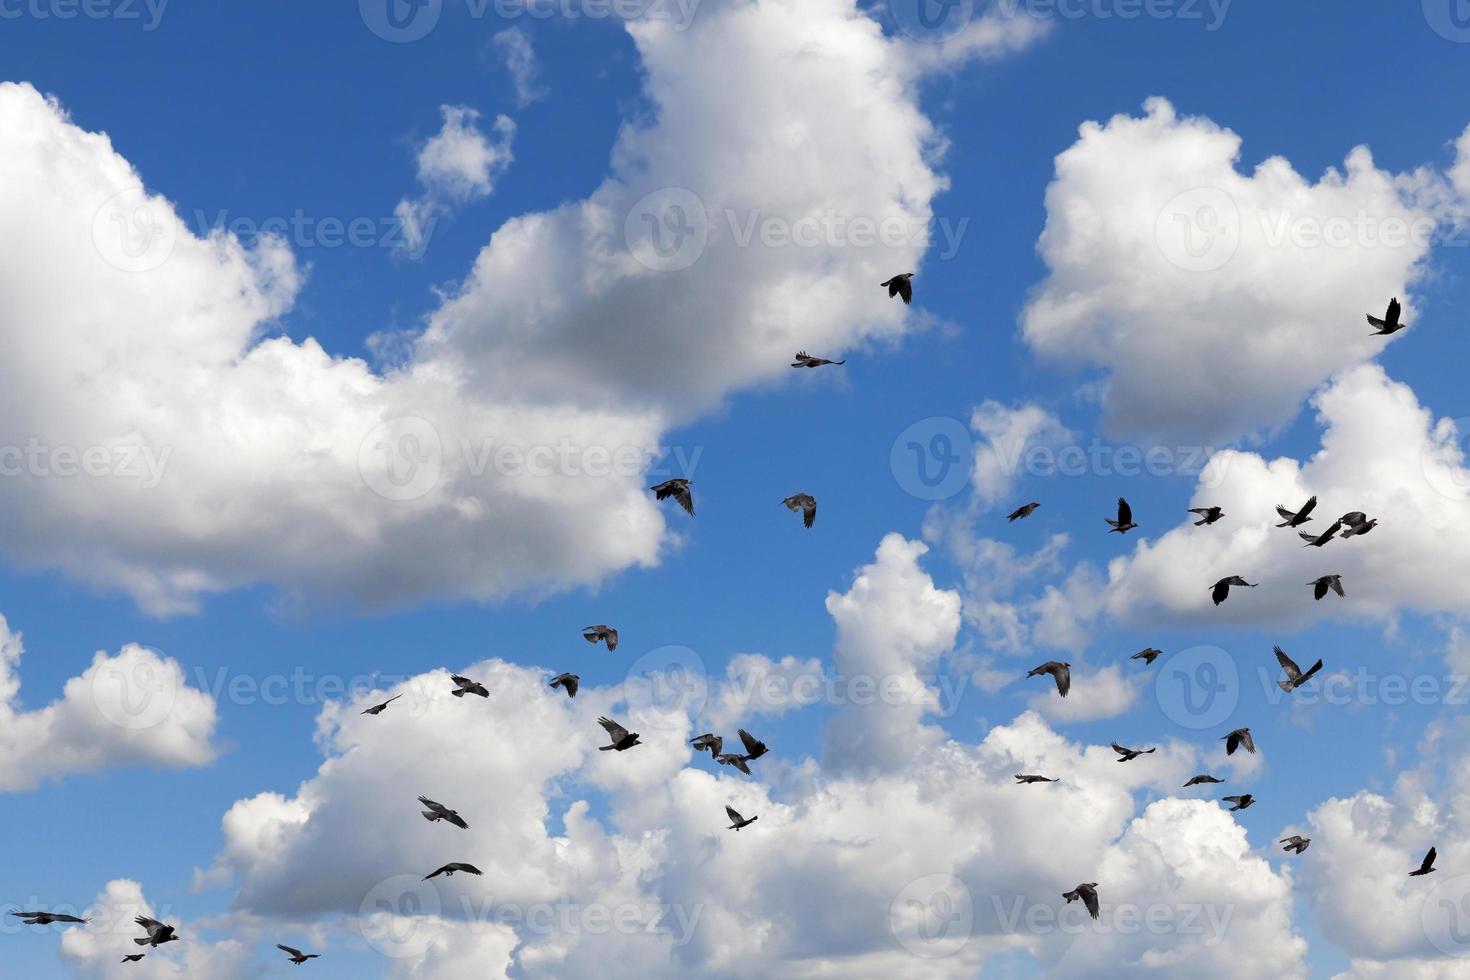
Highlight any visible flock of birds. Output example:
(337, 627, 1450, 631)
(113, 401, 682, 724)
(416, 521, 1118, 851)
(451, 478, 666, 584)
(7, 283, 1418, 957)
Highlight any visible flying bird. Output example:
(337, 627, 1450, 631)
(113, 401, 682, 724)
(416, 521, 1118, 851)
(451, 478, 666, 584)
(1189, 506, 1225, 526)
(1111, 742, 1156, 762)
(716, 753, 752, 775)
(423, 863, 483, 880)
(1222, 794, 1255, 811)
(121, 955, 145, 963)
(597, 716, 642, 751)
(1007, 502, 1040, 522)
(361, 694, 402, 716)
(1281, 836, 1311, 855)
(1027, 661, 1071, 697)
(549, 673, 579, 698)
(1063, 883, 1100, 920)
(690, 733, 723, 757)
(1183, 774, 1224, 787)
(782, 494, 817, 528)
(1222, 727, 1256, 755)
(725, 805, 759, 831)
(1339, 511, 1369, 528)
(1341, 518, 1378, 538)
(1276, 495, 1318, 528)
(450, 674, 488, 698)
(1300, 520, 1344, 548)
(1014, 774, 1058, 784)
(881, 273, 914, 304)
(1211, 576, 1257, 606)
(1275, 646, 1324, 693)
(418, 796, 469, 830)
(1310, 575, 1345, 601)
(133, 916, 178, 947)
(1368, 297, 1407, 335)
(277, 944, 321, 965)
(1131, 648, 1163, 666)
(738, 729, 769, 760)
(791, 351, 845, 368)
(582, 625, 619, 651)
(1106, 497, 1137, 534)
(11, 911, 89, 925)
(1410, 847, 1438, 876)
(651, 478, 695, 515)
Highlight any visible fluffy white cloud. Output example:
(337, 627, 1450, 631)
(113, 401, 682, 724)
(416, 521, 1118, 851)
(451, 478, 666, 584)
(395, 105, 516, 254)
(0, 613, 218, 791)
(1022, 97, 1447, 443)
(490, 27, 546, 107)
(58, 879, 250, 980)
(969, 401, 1074, 509)
(1026, 663, 1139, 723)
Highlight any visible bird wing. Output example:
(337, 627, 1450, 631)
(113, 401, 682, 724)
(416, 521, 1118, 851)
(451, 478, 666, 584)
(599, 717, 630, 741)
(1082, 888, 1099, 919)
(1116, 498, 1132, 524)
(450, 675, 472, 686)
(278, 945, 303, 957)
(1275, 646, 1301, 680)
(1423, 847, 1437, 872)
(1298, 495, 1318, 518)
(564, 676, 579, 697)
(1240, 730, 1256, 753)
(1331, 577, 1345, 597)
(1055, 665, 1070, 696)
(725, 805, 742, 822)
(1388, 297, 1401, 322)
(802, 497, 816, 527)
(675, 486, 695, 515)
(738, 729, 763, 755)
(897, 277, 913, 303)
(1110, 742, 1128, 754)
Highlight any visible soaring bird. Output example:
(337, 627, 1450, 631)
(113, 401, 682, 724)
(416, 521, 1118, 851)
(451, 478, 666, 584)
(1111, 742, 1155, 762)
(1368, 297, 1406, 335)
(1014, 774, 1059, 784)
(277, 945, 321, 965)
(1027, 661, 1071, 697)
(791, 351, 845, 368)
(597, 716, 641, 751)
(450, 674, 488, 698)
(1276, 495, 1318, 528)
(419, 796, 469, 830)
(549, 673, 579, 698)
(133, 916, 178, 947)
(881, 273, 914, 304)
(1106, 497, 1138, 534)
(738, 729, 769, 760)
(1131, 648, 1163, 666)
(690, 733, 723, 757)
(725, 805, 758, 831)
(782, 494, 817, 528)
(1280, 836, 1311, 855)
(1222, 794, 1255, 812)
(1410, 847, 1438, 876)
(11, 911, 89, 925)
(651, 478, 695, 515)
(1222, 727, 1256, 755)
(1300, 520, 1344, 548)
(121, 955, 145, 962)
(1183, 774, 1224, 787)
(1189, 506, 1225, 526)
(1007, 502, 1040, 522)
(1063, 883, 1100, 920)
(1275, 646, 1324, 693)
(1339, 511, 1369, 529)
(361, 694, 401, 716)
(1341, 518, 1378, 538)
(582, 625, 619, 651)
(716, 753, 752, 775)
(423, 863, 482, 880)
(1211, 576, 1257, 606)
(1310, 575, 1345, 601)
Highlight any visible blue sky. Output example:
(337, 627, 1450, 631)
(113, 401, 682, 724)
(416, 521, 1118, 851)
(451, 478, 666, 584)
(3, 2, 1470, 977)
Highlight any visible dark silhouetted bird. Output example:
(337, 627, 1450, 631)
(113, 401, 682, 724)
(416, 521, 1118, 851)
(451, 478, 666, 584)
(1008, 502, 1040, 522)
(121, 954, 145, 963)
(1341, 518, 1378, 538)
(133, 917, 178, 947)
(881, 273, 914, 304)
(1222, 794, 1255, 811)
(1222, 727, 1255, 755)
(717, 754, 752, 775)
(419, 796, 469, 830)
(1063, 883, 1100, 920)
(1300, 520, 1344, 548)
(450, 674, 488, 698)
(725, 805, 758, 830)
(1111, 742, 1155, 762)
(1410, 847, 1438, 876)
(582, 625, 619, 651)
(1131, 648, 1163, 666)
(690, 733, 723, 757)
(424, 863, 482, 880)
(1339, 512, 1368, 529)
(1310, 575, 1345, 601)
(277, 945, 320, 965)
(1189, 506, 1224, 526)
(1106, 497, 1137, 534)
(1275, 646, 1324, 693)
(738, 729, 769, 760)
(782, 494, 817, 528)
(361, 694, 401, 716)
(1276, 495, 1318, 528)
(651, 478, 694, 515)
(1211, 576, 1256, 606)
(1368, 297, 1406, 335)
(549, 673, 579, 698)
(11, 911, 89, 925)
(1027, 661, 1071, 697)
(1184, 774, 1224, 787)
(791, 351, 844, 368)
(1281, 835, 1311, 854)
(1014, 774, 1058, 784)
(598, 716, 641, 751)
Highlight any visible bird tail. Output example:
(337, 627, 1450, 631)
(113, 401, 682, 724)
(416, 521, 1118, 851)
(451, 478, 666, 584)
(599, 745, 614, 751)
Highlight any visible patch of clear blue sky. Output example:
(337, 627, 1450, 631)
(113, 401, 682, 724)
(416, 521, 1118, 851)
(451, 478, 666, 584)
(1, 2, 1467, 975)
